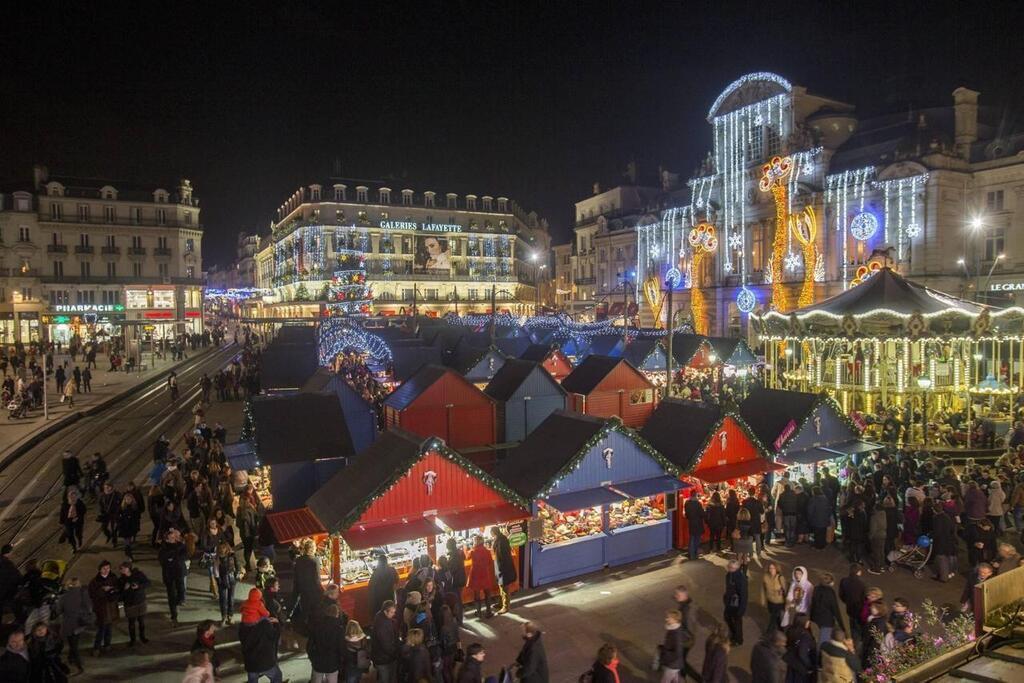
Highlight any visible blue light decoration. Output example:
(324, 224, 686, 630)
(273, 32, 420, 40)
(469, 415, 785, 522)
(849, 211, 879, 241)
(318, 320, 392, 366)
(203, 288, 272, 301)
(665, 267, 682, 287)
(736, 286, 756, 313)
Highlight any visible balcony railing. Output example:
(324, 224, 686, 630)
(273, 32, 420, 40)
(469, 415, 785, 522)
(74, 245, 94, 254)
(128, 247, 146, 255)
(153, 247, 172, 256)
(38, 215, 203, 229)
(101, 246, 120, 255)
(47, 244, 68, 253)
(39, 274, 202, 285)
(575, 277, 596, 285)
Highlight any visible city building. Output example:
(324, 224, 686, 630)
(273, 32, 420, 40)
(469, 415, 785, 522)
(632, 72, 1024, 336)
(253, 179, 550, 318)
(552, 242, 574, 310)
(0, 165, 203, 344)
(206, 231, 260, 289)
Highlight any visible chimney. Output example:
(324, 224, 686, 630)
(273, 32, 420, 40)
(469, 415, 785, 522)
(952, 87, 980, 160)
(593, 181, 601, 195)
(33, 164, 48, 190)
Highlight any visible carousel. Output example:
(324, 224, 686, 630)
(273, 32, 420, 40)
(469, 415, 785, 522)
(750, 267, 1024, 448)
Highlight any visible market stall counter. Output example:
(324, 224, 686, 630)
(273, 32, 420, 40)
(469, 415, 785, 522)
(641, 399, 782, 548)
(306, 428, 529, 623)
(494, 410, 685, 587)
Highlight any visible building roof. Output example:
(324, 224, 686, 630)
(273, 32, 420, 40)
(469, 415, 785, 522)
(494, 336, 532, 358)
(520, 344, 555, 362)
(300, 368, 378, 454)
(484, 359, 564, 402)
(669, 333, 710, 365)
(640, 399, 724, 470)
(448, 341, 493, 375)
(260, 343, 318, 391)
(622, 337, 663, 368)
(250, 392, 355, 464)
(307, 428, 527, 532)
(738, 388, 822, 449)
(383, 364, 490, 411)
(704, 337, 757, 365)
(390, 345, 443, 382)
(274, 326, 317, 345)
(560, 355, 629, 394)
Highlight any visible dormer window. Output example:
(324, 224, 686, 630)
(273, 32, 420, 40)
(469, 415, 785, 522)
(13, 192, 31, 212)
(153, 189, 169, 204)
(333, 184, 346, 201)
(424, 191, 435, 208)
(310, 184, 322, 201)
(446, 193, 458, 209)
(379, 187, 391, 204)
(356, 186, 368, 203)
(496, 197, 508, 212)
(482, 196, 493, 212)
(401, 189, 413, 206)
(100, 186, 118, 201)
(47, 182, 64, 197)
(466, 194, 477, 211)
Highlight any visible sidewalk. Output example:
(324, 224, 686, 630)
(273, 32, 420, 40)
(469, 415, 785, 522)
(0, 349, 207, 462)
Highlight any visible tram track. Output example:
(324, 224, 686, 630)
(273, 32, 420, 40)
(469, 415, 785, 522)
(0, 344, 242, 565)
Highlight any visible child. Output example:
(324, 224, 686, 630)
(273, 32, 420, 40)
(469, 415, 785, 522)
(254, 556, 276, 592)
(190, 620, 220, 676)
(182, 649, 214, 683)
(888, 597, 912, 631)
(239, 587, 270, 624)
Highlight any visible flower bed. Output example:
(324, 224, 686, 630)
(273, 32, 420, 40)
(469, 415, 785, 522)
(863, 600, 976, 682)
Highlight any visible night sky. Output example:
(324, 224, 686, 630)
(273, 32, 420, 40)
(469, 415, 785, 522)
(2, 1, 1022, 265)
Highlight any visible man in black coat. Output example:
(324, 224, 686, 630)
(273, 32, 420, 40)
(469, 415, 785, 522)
(157, 528, 188, 623)
(513, 621, 548, 683)
(743, 493, 766, 555)
(490, 526, 517, 614)
(931, 504, 959, 582)
(809, 573, 844, 645)
(777, 484, 799, 547)
(723, 560, 748, 646)
(683, 491, 705, 560)
(838, 563, 866, 642)
(0, 630, 29, 682)
(239, 616, 282, 681)
(371, 601, 400, 683)
(750, 629, 787, 683)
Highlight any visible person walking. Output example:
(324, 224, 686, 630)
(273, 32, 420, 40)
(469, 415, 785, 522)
(838, 563, 866, 643)
(239, 607, 283, 683)
(55, 576, 91, 675)
(723, 560, 748, 646)
(456, 643, 486, 683)
(932, 502, 959, 582)
(167, 372, 179, 403)
(59, 488, 86, 554)
(706, 492, 726, 553)
(200, 373, 212, 404)
(97, 482, 121, 548)
(658, 609, 686, 683)
(62, 376, 75, 408)
(807, 486, 831, 549)
(819, 628, 861, 683)
(61, 451, 83, 492)
(341, 620, 369, 683)
(213, 541, 239, 625)
(684, 490, 705, 560)
(370, 601, 400, 683)
(292, 538, 324, 629)
(466, 535, 496, 620)
(783, 614, 817, 683)
(118, 560, 150, 647)
(236, 498, 260, 573)
(81, 367, 91, 393)
(513, 621, 548, 683)
(762, 561, 787, 631)
(307, 602, 344, 683)
(701, 625, 730, 683)
(591, 643, 622, 683)
(867, 504, 887, 574)
(118, 493, 142, 561)
(778, 484, 799, 547)
(158, 528, 188, 623)
(809, 572, 843, 646)
(87, 560, 119, 656)
(368, 555, 398, 617)
(72, 365, 82, 393)
(750, 630, 787, 683)
(55, 365, 65, 395)
(490, 526, 517, 615)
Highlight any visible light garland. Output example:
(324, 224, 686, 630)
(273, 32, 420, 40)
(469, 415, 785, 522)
(789, 206, 818, 308)
(318, 320, 393, 366)
(874, 174, 929, 261)
(688, 223, 717, 335)
(760, 155, 793, 312)
(825, 167, 875, 290)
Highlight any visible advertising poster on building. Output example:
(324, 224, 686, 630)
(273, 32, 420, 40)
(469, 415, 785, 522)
(414, 235, 451, 274)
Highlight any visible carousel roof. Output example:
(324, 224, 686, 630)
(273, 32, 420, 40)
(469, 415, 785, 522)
(770, 267, 986, 318)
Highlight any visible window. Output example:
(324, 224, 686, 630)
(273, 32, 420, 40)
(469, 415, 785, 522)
(106, 262, 117, 278)
(425, 288, 438, 300)
(468, 289, 478, 300)
(334, 185, 346, 201)
(629, 388, 654, 405)
(402, 288, 414, 301)
(157, 236, 168, 249)
(335, 209, 345, 223)
(311, 186, 321, 201)
(52, 261, 63, 279)
(185, 266, 195, 278)
(747, 126, 764, 162)
(52, 232, 61, 245)
(14, 195, 30, 212)
(615, 247, 623, 261)
(102, 290, 120, 305)
(50, 203, 63, 220)
(766, 126, 782, 157)
(105, 235, 115, 248)
(19, 227, 29, 242)
(104, 206, 116, 222)
(987, 190, 1005, 212)
(132, 262, 142, 277)
(425, 193, 435, 208)
(185, 238, 195, 253)
(132, 207, 142, 224)
(20, 287, 32, 301)
(985, 228, 1005, 261)
(50, 290, 69, 305)
(158, 263, 168, 278)
(79, 233, 89, 247)
(356, 187, 368, 202)
(80, 261, 91, 278)
(379, 189, 391, 204)
(184, 212, 192, 226)
(78, 204, 90, 221)
(156, 208, 166, 225)
(402, 190, 413, 206)
(132, 236, 142, 249)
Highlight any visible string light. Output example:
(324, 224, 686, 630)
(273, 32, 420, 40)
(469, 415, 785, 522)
(688, 223, 717, 335)
(760, 155, 793, 312)
(318, 320, 393, 366)
(825, 167, 875, 290)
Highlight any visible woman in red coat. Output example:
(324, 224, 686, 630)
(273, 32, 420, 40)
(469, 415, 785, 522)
(466, 534, 496, 620)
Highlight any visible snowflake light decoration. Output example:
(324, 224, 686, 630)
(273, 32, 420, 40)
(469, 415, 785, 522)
(753, 113, 764, 126)
(723, 261, 733, 274)
(905, 223, 922, 238)
(813, 253, 825, 282)
(736, 287, 756, 313)
(784, 252, 801, 272)
(728, 232, 742, 249)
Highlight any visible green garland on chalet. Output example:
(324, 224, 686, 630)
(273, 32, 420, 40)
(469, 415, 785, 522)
(773, 392, 869, 459)
(240, 399, 256, 443)
(333, 435, 531, 531)
(536, 417, 681, 498)
(678, 409, 775, 475)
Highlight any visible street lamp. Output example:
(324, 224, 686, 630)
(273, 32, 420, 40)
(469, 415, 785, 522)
(982, 253, 1006, 297)
(917, 376, 932, 445)
(664, 270, 679, 397)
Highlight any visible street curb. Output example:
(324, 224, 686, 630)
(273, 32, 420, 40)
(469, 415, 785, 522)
(0, 346, 224, 471)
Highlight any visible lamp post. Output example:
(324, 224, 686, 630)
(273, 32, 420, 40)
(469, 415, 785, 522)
(784, 346, 794, 389)
(664, 270, 678, 398)
(982, 253, 1006, 300)
(917, 376, 932, 446)
(969, 216, 985, 300)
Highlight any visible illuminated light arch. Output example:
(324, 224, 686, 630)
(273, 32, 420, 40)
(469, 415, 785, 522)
(318, 320, 392, 366)
(707, 72, 793, 120)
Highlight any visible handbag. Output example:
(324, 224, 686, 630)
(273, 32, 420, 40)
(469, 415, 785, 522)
(357, 647, 371, 672)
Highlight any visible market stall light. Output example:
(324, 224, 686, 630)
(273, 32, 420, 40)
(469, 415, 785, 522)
(917, 376, 933, 390)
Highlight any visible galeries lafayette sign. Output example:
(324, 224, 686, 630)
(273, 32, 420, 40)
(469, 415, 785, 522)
(379, 220, 463, 233)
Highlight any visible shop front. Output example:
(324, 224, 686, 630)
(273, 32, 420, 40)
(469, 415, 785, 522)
(496, 411, 684, 587)
(42, 304, 126, 345)
(740, 388, 882, 483)
(123, 286, 204, 341)
(641, 398, 782, 548)
(0, 313, 14, 345)
(307, 428, 530, 623)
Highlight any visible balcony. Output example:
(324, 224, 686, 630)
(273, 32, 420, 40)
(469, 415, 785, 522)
(38, 215, 203, 230)
(101, 246, 121, 255)
(128, 247, 146, 256)
(575, 277, 596, 285)
(47, 244, 68, 254)
(153, 247, 172, 258)
(74, 245, 94, 254)
(39, 274, 203, 286)
(0, 268, 41, 278)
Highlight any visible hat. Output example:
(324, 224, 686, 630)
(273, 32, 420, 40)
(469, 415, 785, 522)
(466, 643, 484, 657)
(406, 591, 422, 606)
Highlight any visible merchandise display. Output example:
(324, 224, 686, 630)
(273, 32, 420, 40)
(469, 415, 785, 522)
(250, 465, 273, 509)
(607, 496, 666, 531)
(537, 502, 603, 545)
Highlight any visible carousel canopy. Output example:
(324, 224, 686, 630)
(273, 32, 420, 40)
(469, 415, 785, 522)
(793, 267, 985, 317)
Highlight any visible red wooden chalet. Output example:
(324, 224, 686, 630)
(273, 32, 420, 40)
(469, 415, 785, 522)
(382, 364, 496, 449)
(520, 344, 573, 382)
(560, 355, 657, 428)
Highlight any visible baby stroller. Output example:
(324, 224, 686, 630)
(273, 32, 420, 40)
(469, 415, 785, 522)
(887, 535, 933, 578)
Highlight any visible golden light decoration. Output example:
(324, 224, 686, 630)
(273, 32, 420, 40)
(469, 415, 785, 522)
(642, 275, 667, 329)
(850, 260, 882, 287)
(789, 205, 818, 308)
(688, 222, 717, 336)
(759, 155, 793, 313)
